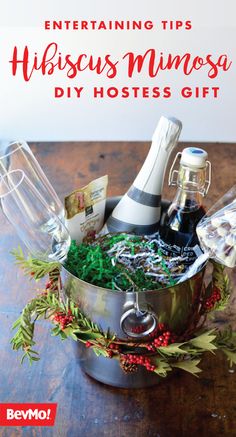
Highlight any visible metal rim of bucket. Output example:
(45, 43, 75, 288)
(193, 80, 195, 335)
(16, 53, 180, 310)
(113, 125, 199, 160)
(61, 262, 206, 295)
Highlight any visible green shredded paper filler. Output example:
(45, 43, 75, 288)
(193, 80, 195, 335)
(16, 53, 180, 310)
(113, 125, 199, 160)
(63, 234, 181, 291)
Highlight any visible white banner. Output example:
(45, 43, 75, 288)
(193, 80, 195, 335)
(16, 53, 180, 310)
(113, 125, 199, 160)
(0, 0, 235, 142)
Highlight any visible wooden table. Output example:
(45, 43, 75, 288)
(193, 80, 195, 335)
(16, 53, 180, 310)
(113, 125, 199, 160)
(1, 142, 236, 437)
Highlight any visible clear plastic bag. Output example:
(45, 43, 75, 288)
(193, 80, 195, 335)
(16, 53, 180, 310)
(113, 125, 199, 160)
(197, 185, 236, 268)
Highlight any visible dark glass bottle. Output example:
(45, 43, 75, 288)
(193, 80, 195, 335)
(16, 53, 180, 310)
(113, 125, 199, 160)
(159, 147, 211, 266)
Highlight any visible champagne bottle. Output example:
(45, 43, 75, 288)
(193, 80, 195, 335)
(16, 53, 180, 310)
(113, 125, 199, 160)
(159, 147, 211, 268)
(103, 116, 182, 235)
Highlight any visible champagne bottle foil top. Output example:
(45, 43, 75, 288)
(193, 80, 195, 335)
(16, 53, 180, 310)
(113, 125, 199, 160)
(151, 116, 182, 152)
(135, 115, 182, 194)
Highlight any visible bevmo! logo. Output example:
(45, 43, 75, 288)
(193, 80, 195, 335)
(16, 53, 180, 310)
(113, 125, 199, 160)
(0, 403, 57, 426)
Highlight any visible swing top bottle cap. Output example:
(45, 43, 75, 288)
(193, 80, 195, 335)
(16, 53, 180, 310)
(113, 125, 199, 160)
(180, 147, 208, 168)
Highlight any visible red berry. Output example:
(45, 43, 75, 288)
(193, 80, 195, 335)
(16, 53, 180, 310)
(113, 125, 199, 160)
(109, 343, 114, 349)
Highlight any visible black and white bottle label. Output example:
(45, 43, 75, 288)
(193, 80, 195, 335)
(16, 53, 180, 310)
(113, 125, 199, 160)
(158, 239, 203, 265)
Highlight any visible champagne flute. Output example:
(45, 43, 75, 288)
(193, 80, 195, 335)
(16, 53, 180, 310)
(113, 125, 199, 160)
(0, 141, 64, 221)
(0, 169, 70, 262)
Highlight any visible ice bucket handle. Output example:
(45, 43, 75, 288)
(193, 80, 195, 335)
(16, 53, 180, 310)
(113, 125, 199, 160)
(120, 307, 158, 339)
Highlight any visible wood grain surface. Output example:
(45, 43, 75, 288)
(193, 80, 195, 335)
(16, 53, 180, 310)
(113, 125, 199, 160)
(0, 142, 236, 437)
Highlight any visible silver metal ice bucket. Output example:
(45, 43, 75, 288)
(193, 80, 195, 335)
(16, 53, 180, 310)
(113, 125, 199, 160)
(61, 197, 206, 388)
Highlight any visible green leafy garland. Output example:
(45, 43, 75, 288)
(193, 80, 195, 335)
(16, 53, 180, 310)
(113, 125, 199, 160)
(11, 247, 236, 377)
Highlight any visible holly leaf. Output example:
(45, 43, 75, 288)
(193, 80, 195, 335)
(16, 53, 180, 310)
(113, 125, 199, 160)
(158, 343, 187, 356)
(92, 347, 108, 358)
(154, 358, 172, 377)
(51, 325, 62, 336)
(58, 331, 68, 340)
(60, 327, 78, 341)
(221, 348, 236, 367)
(172, 359, 202, 376)
(190, 330, 217, 352)
(75, 331, 103, 341)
